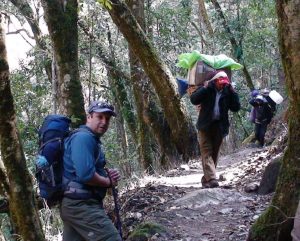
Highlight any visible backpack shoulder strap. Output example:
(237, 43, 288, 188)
(39, 137, 62, 152)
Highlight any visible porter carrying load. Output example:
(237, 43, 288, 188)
(176, 51, 243, 97)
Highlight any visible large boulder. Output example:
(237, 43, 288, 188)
(258, 156, 282, 195)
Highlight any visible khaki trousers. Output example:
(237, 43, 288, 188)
(60, 197, 121, 241)
(198, 121, 223, 181)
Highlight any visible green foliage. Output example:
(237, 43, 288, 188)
(149, 1, 197, 73)
(96, 0, 112, 10)
(102, 120, 140, 177)
(207, 0, 279, 88)
(9, 48, 52, 171)
(77, 1, 139, 175)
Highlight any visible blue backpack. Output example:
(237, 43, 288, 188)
(35, 114, 71, 207)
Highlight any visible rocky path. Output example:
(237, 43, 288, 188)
(118, 145, 281, 241)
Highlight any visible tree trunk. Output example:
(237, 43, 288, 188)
(0, 164, 9, 196)
(105, 25, 131, 163)
(0, 16, 45, 241)
(41, 0, 85, 126)
(127, 0, 155, 172)
(129, 0, 185, 169)
(197, 0, 214, 36)
(80, 11, 178, 167)
(114, 104, 128, 158)
(106, 0, 200, 161)
(247, 1, 300, 240)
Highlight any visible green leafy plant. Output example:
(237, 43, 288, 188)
(97, 0, 112, 10)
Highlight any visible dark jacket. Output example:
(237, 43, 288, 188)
(249, 97, 274, 124)
(190, 82, 240, 136)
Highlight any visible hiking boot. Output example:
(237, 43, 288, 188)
(201, 176, 209, 188)
(249, 142, 264, 148)
(255, 143, 264, 148)
(202, 182, 210, 188)
(201, 176, 207, 185)
(202, 179, 219, 188)
(208, 179, 219, 188)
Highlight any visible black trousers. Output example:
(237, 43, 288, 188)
(255, 122, 268, 146)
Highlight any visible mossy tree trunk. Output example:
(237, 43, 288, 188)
(105, 25, 133, 162)
(109, 71, 138, 142)
(247, 1, 300, 240)
(105, 0, 200, 161)
(106, 26, 139, 144)
(128, 0, 183, 169)
(127, 0, 155, 172)
(0, 16, 45, 241)
(41, 0, 85, 126)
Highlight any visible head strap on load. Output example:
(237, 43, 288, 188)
(210, 71, 228, 81)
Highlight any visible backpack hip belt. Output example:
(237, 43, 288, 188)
(63, 179, 104, 200)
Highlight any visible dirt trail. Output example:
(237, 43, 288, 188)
(120, 146, 277, 241)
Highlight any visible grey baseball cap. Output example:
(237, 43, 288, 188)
(88, 101, 117, 116)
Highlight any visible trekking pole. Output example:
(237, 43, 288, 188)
(105, 169, 123, 240)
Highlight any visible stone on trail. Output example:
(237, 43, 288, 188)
(173, 188, 252, 209)
(258, 156, 282, 195)
(244, 182, 259, 193)
(179, 164, 190, 171)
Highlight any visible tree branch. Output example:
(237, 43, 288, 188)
(190, 21, 208, 46)
(6, 28, 34, 39)
(210, 0, 254, 90)
(197, 0, 214, 36)
(10, 28, 34, 47)
(78, 19, 132, 83)
(210, 0, 239, 53)
(8, 0, 52, 81)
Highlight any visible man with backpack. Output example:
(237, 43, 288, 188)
(60, 101, 122, 241)
(248, 89, 259, 124)
(249, 92, 275, 148)
(187, 71, 240, 188)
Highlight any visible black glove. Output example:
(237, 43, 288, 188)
(224, 84, 235, 93)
